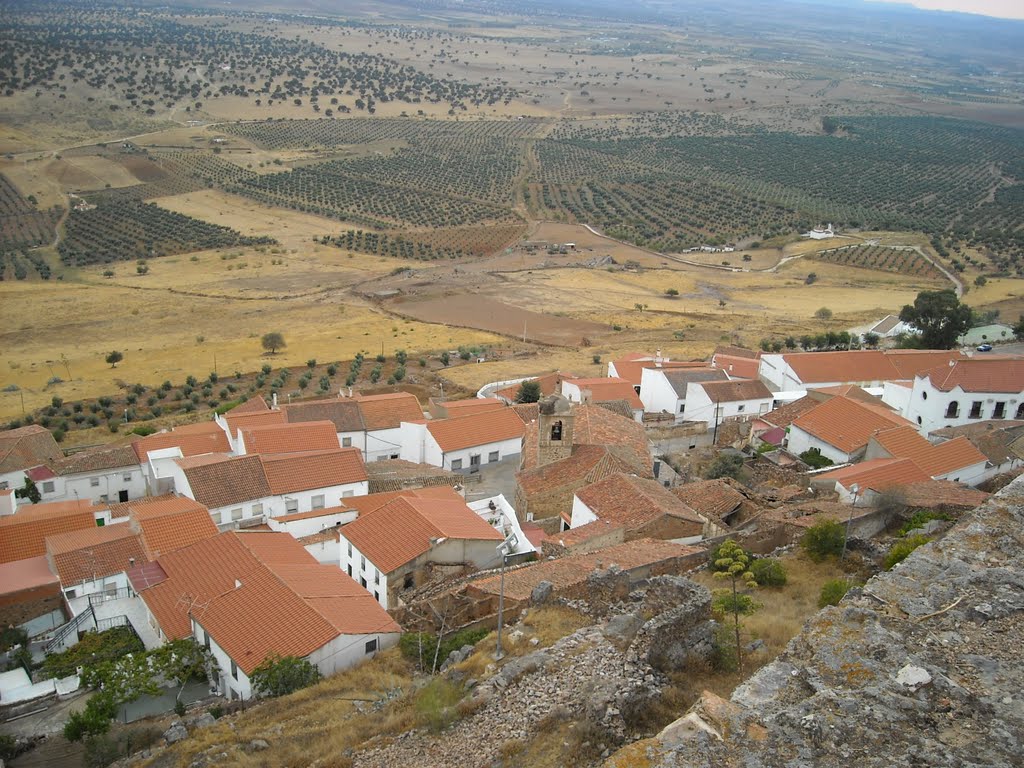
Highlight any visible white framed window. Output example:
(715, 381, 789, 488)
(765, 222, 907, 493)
(361, 554, 366, 570)
(451, 459, 463, 470)
(374, 570, 380, 584)
(488, 451, 499, 463)
(252, 502, 263, 517)
(285, 498, 299, 513)
(212, 511, 222, 524)
(342, 490, 354, 498)
(342, 437, 352, 447)
(347, 541, 353, 557)
(365, 639, 378, 654)
(90, 478, 101, 487)
(678, 404, 685, 413)
(42, 481, 55, 494)
(231, 508, 243, 522)
(122, 473, 133, 482)
(230, 660, 237, 680)
(99, 494, 108, 503)
(311, 495, 325, 510)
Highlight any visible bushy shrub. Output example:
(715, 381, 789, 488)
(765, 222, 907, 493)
(250, 654, 319, 698)
(750, 557, 787, 587)
(819, 579, 856, 608)
(884, 535, 931, 570)
(399, 627, 488, 672)
(801, 519, 846, 561)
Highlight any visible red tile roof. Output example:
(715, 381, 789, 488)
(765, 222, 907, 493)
(517, 444, 648, 495)
(0, 555, 60, 595)
(342, 486, 464, 517)
(124, 496, 218, 559)
(51, 445, 139, 476)
(229, 396, 269, 414)
(699, 379, 773, 402)
(780, 349, 964, 386)
(661, 368, 729, 398)
(26, 465, 56, 481)
(792, 396, 911, 453)
(817, 458, 930, 493)
(272, 505, 351, 523)
(430, 398, 505, 418)
(179, 454, 272, 510)
(575, 473, 703, 529)
(0, 500, 100, 564)
(871, 426, 987, 477)
(352, 392, 423, 431)
(341, 496, 501, 573)
(568, 378, 644, 410)
(930, 421, 1024, 465)
(711, 354, 760, 380)
(132, 424, 231, 462)
(239, 421, 340, 455)
(0, 425, 63, 475)
(756, 397, 818, 429)
(282, 399, 365, 433)
(426, 408, 526, 453)
(46, 524, 147, 584)
(261, 448, 366, 493)
(713, 346, 759, 360)
(223, 410, 286, 435)
(898, 480, 991, 509)
(671, 479, 748, 520)
(919, 358, 1024, 394)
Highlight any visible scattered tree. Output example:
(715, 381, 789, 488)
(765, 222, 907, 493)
(439, 351, 451, 367)
(711, 540, 759, 672)
(862, 332, 881, 348)
(261, 332, 286, 355)
(14, 477, 41, 504)
(805, 272, 818, 285)
(105, 350, 123, 368)
(799, 447, 833, 469)
(515, 380, 541, 404)
(814, 307, 833, 322)
(664, 288, 679, 298)
(899, 289, 971, 349)
(250, 654, 319, 698)
(750, 557, 787, 587)
(884, 534, 931, 569)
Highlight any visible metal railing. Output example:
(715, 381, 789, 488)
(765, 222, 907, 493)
(44, 605, 95, 654)
(88, 587, 134, 606)
(96, 615, 130, 632)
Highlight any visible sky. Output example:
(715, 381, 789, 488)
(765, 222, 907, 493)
(877, 0, 1024, 20)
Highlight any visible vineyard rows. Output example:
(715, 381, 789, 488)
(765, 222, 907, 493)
(58, 202, 274, 266)
(158, 152, 259, 187)
(813, 245, 943, 279)
(0, 248, 52, 280)
(0, 173, 61, 250)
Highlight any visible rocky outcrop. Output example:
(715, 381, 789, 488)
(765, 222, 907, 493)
(618, 476, 1024, 768)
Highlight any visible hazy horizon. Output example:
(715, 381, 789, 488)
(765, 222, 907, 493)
(870, 0, 1024, 21)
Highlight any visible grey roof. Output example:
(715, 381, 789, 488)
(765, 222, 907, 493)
(282, 399, 365, 433)
(663, 368, 729, 398)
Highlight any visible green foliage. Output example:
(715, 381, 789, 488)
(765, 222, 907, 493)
(712, 590, 760, 616)
(711, 539, 758, 672)
(440, 351, 450, 366)
(261, 332, 286, 354)
(214, 399, 243, 415)
(151, 638, 212, 698)
(814, 307, 833, 321)
(105, 350, 123, 368)
(818, 579, 857, 608)
(250, 654, 320, 698)
(399, 627, 489, 672)
(799, 448, 833, 469)
(64, 706, 112, 742)
(750, 557, 787, 587)
(862, 332, 881, 348)
(899, 289, 972, 349)
(801, 519, 846, 561)
(706, 453, 744, 480)
(130, 425, 157, 437)
(14, 476, 40, 504)
(0, 626, 28, 654)
(42, 626, 145, 681)
(898, 510, 950, 536)
(884, 534, 931, 570)
(1013, 314, 1024, 341)
(515, 380, 541, 404)
(0, 734, 17, 761)
(414, 678, 464, 732)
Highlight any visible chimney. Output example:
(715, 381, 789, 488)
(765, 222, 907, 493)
(272, 392, 278, 408)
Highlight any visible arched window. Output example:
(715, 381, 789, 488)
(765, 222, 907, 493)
(945, 402, 959, 418)
(550, 420, 563, 441)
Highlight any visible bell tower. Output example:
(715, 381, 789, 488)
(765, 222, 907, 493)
(537, 394, 574, 466)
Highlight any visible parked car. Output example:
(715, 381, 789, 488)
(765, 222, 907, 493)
(977, 343, 993, 352)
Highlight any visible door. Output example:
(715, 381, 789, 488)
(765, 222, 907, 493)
(118, 490, 129, 502)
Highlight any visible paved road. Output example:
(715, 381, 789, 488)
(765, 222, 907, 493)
(976, 341, 1024, 356)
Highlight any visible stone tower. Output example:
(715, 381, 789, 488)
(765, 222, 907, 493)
(537, 393, 574, 467)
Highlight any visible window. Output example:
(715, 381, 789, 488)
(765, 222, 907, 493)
(737, 404, 746, 413)
(1017, 403, 1024, 420)
(347, 564, 353, 576)
(212, 512, 222, 524)
(374, 570, 380, 584)
(550, 420, 563, 440)
(376, 455, 389, 461)
(252, 503, 263, 517)
(342, 437, 352, 447)
(390, 453, 399, 460)
(99, 494, 108, 503)
(679, 404, 685, 414)
(404, 573, 414, 589)
(66, 588, 77, 599)
(230, 660, 238, 680)
(90, 478, 100, 487)
(945, 402, 959, 418)
(922, 391, 928, 400)
(365, 639, 378, 654)
(347, 541, 353, 557)
(360, 555, 366, 570)
(311, 495, 325, 510)
(285, 498, 299, 513)
(470, 454, 481, 468)
(342, 490, 354, 498)
(489, 451, 500, 463)
(360, 577, 367, 588)
(42, 481, 55, 494)
(123, 473, 133, 482)
(970, 401, 983, 419)
(374, 591, 380, 602)
(451, 458, 463, 470)
(994, 402, 1006, 419)
(204, 634, 210, 650)
(0, 481, 7, 490)
(231, 508, 243, 521)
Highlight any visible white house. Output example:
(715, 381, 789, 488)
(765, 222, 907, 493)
(132, 423, 232, 494)
(898, 358, 1024, 435)
(41, 445, 147, 506)
(267, 506, 357, 564)
(787, 395, 913, 464)
(466, 494, 537, 557)
(681, 379, 774, 430)
(399, 408, 524, 473)
(280, 398, 368, 454)
(864, 425, 989, 487)
(639, 367, 728, 422)
(560, 377, 644, 421)
(0, 425, 63, 501)
(352, 392, 425, 462)
(929, 421, 1024, 485)
(339, 495, 506, 609)
(757, 350, 964, 393)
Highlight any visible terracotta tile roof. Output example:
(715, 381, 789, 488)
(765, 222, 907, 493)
(517, 444, 647, 495)
(123, 496, 218, 559)
(699, 379, 773, 402)
(0, 555, 60, 595)
(713, 346, 760, 360)
(342, 486, 464, 517)
(239, 421, 340, 455)
(0, 425, 62, 474)
(576, 473, 703, 529)
(46, 524, 147, 584)
(282, 399, 365, 433)
(757, 397, 818, 429)
(0, 500, 100, 563)
(919, 358, 1024, 394)
(469, 539, 699, 601)
(817, 458, 930, 493)
(792, 396, 912, 453)
(26, 465, 56, 481)
(671, 479, 748, 520)
(519, 522, 548, 549)
(780, 349, 964, 386)
(51, 445, 139, 476)
(611, 359, 706, 387)
(711, 354, 760, 380)
(353, 392, 423, 431)
(569, 378, 644, 410)
(872, 426, 987, 477)
(509, 403, 539, 424)
(273, 505, 351, 523)
(662, 368, 729, 398)
(430, 398, 505, 419)
(426, 408, 526, 453)
(223, 410, 286, 435)
(261, 448, 367, 494)
(365, 459, 461, 494)
(341, 496, 501, 574)
(298, 529, 340, 545)
(897, 480, 991, 509)
(494, 372, 576, 403)
(230, 396, 269, 414)
(807, 385, 882, 404)
(930, 421, 1024, 465)
(179, 454, 272, 509)
(132, 425, 231, 462)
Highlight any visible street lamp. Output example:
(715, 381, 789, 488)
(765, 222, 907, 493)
(494, 532, 519, 660)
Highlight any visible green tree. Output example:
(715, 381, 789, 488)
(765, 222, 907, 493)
(801, 519, 846, 561)
(151, 638, 212, 703)
(799, 448, 833, 469)
(712, 540, 758, 672)
(439, 351, 450, 367)
(1012, 314, 1024, 341)
(515, 380, 541, 403)
(814, 307, 833, 322)
(862, 332, 881, 348)
(750, 557, 786, 587)
(665, 288, 679, 298)
(899, 289, 971, 349)
(105, 350, 123, 368)
(250, 654, 319, 698)
(15, 476, 41, 504)
(706, 453, 744, 480)
(261, 332, 286, 355)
